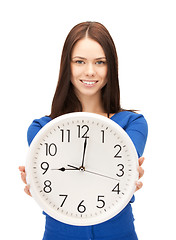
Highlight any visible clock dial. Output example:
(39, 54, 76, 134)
(26, 112, 138, 226)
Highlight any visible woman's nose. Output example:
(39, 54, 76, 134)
(85, 63, 96, 77)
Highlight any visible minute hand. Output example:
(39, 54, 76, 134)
(81, 138, 87, 168)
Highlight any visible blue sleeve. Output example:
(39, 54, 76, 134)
(27, 116, 51, 146)
(121, 113, 148, 203)
(27, 120, 42, 146)
(125, 114, 148, 157)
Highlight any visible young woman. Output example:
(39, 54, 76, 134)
(19, 21, 148, 240)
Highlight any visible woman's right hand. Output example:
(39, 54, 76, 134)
(19, 166, 31, 196)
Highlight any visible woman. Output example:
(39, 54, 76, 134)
(19, 21, 148, 240)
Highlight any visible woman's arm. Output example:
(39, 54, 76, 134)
(19, 117, 51, 196)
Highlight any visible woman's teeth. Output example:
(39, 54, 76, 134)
(81, 80, 97, 85)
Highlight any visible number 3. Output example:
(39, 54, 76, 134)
(116, 164, 124, 177)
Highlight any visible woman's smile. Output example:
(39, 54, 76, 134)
(80, 79, 99, 87)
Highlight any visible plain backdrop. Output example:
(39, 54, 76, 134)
(1, 0, 176, 239)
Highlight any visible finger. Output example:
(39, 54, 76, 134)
(138, 157, 145, 166)
(21, 171, 27, 184)
(135, 181, 143, 192)
(138, 166, 144, 179)
(24, 185, 32, 197)
(19, 166, 25, 173)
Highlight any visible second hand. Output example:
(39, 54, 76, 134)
(85, 169, 119, 181)
(67, 164, 119, 181)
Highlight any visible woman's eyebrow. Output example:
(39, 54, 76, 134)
(95, 57, 106, 60)
(72, 56, 106, 60)
(72, 56, 86, 59)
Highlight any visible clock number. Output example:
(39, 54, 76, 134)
(116, 164, 125, 177)
(77, 125, 89, 138)
(114, 144, 122, 158)
(43, 180, 52, 193)
(45, 143, 57, 156)
(60, 129, 71, 142)
(41, 162, 49, 174)
(101, 130, 105, 143)
(77, 200, 86, 213)
(96, 195, 105, 208)
(59, 194, 68, 207)
(112, 183, 120, 194)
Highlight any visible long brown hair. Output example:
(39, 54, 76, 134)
(49, 21, 123, 119)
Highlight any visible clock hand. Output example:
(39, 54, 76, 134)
(81, 138, 87, 168)
(67, 165, 119, 181)
(51, 167, 79, 172)
(67, 165, 80, 170)
(84, 169, 119, 181)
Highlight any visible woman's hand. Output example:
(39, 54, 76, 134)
(19, 166, 31, 196)
(135, 157, 145, 192)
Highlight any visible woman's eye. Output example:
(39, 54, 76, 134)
(76, 60, 85, 64)
(95, 61, 106, 65)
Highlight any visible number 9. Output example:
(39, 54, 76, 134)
(41, 162, 49, 174)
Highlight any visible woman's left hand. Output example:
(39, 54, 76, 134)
(135, 157, 145, 192)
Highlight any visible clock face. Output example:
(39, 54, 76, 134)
(26, 112, 138, 226)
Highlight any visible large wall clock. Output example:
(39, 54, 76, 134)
(26, 112, 138, 226)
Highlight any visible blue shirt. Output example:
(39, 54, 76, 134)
(27, 111, 148, 240)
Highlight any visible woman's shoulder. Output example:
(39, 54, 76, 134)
(27, 116, 52, 146)
(30, 116, 52, 127)
(112, 111, 148, 157)
(112, 110, 147, 121)
(111, 110, 148, 135)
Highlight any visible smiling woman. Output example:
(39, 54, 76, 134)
(19, 21, 148, 240)
(70, 38, 108, 108)
(49, 21, 121, 119)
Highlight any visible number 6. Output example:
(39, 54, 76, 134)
(77, 200, 86, 213)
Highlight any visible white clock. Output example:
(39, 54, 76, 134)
(26, 112, 138, 226)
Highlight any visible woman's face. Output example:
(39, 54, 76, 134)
(70, 38, 108, 100)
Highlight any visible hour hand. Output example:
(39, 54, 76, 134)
(51, 166, 79, 172)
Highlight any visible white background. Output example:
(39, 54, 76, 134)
(0, 0, 176, 239)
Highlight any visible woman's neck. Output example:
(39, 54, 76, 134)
(76, 93, 115, 118)
(79, 94, 105, 114)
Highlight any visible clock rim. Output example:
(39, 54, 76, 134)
(26, 112, 139, 226)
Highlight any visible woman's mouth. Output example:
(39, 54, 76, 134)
(80, 80, 98, 86)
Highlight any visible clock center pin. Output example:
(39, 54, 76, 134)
(79, 166, 85, 172)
